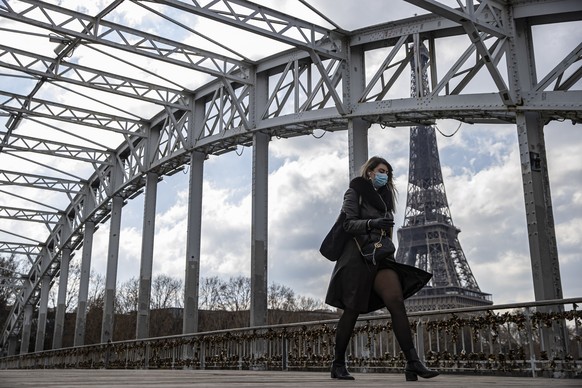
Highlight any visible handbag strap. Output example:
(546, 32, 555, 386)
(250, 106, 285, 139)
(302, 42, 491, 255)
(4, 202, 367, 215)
(353, 229, 386, 265)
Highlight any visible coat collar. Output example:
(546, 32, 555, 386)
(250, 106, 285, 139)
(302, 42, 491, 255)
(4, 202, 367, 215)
(349, 176, 389, 212)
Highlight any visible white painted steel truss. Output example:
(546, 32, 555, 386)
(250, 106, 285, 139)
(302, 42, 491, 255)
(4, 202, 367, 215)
(0, 0, 581, 350)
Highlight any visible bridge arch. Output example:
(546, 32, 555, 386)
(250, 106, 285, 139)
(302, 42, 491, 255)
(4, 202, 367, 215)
(0, 0, 580, 354)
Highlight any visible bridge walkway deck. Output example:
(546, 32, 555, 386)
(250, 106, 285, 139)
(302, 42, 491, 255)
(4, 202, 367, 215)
(1, 369, 581, 388)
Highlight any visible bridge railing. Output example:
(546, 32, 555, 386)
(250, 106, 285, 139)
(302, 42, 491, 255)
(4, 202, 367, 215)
(1, 298, 581, 378)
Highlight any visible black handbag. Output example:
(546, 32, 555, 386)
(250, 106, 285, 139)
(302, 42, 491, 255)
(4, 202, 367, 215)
(319, 211, 349, 261)
(354, 229, 395, 265)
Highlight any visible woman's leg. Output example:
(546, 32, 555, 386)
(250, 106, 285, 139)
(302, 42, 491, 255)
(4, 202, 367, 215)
(373, 269, 438, 380)
(333, 308, 359, 365)
(331, 308, 359, 379)
(372, 269, 414, 352)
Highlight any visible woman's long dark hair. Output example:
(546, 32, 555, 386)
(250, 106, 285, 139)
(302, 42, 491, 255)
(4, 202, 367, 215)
(359, 156, 397, 212)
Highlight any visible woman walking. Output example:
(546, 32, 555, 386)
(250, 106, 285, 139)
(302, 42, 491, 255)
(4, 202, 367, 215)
(325, 156, 439, 381)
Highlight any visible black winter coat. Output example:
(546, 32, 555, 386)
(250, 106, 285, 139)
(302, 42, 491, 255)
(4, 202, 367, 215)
(325, 177, 432, 313)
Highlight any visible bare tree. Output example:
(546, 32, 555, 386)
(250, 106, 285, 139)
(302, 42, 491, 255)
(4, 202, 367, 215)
(268, 282, 296, 311)
(296, 295, 327, 311)
(147, 275, 183, 337)
(83, 271, 106, 345)
(46, 257, 105, 313)
(88, 272, 105, 310)
(219, 276, 250, 311)
(151, 274, 183, 309)
(198, 275, 327, 313)
(0, 255, 22, 328)
(49, 261, 81, 312)
(0, 255, 20, 303)
(199, 276, 223, 310)
(116, 277, 139, 314)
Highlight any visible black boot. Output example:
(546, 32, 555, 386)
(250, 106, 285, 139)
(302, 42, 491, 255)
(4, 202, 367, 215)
(403, 348, 439, 381)
(330, 362, 355, 380)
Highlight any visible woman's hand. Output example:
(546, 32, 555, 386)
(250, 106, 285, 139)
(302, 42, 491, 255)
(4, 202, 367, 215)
(368, 218, 394, 230)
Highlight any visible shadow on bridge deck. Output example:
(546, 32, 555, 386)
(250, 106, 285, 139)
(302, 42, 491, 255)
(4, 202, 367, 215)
(0, 369, 580, 388)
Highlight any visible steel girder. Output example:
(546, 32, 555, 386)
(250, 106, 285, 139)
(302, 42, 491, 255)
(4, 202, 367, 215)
(0, 0, 581, 350)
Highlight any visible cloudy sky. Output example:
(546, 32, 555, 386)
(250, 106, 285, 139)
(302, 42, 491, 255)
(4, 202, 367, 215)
(1, 1, 581, 309)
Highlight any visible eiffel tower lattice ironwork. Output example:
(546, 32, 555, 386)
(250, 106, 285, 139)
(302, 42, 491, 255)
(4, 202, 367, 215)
(395, 44, 492, 312)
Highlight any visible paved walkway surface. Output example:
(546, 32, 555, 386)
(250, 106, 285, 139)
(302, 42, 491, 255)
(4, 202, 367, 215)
(0, 369, 580, 388)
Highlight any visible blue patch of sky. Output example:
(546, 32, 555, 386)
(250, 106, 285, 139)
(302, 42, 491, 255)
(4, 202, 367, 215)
(0, 72, 39, 95)
(120, 193, 144, 229)
(105, 2, 195, 45)
(438, 129, 515, 175)
(268, 151, 291, 173)
(440, 145, 492, 175)
(206, 149, 252, 184)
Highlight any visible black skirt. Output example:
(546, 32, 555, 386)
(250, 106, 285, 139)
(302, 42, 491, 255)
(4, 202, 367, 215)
(325, 238, 432, 314)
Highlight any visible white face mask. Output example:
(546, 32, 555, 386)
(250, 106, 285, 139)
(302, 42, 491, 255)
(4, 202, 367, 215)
(373, 172, 388, 188)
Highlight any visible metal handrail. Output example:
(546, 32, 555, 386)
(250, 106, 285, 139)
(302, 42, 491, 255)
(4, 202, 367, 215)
(1, 298, 581, 378)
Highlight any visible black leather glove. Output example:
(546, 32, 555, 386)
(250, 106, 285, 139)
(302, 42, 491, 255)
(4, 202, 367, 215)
(368, 218, 393, 230)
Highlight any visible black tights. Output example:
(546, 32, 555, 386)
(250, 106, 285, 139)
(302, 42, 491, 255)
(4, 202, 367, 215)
(333, 269, 414, 364)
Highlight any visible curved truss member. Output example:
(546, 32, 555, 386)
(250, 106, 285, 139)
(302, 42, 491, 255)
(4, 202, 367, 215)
(0, 0, 580, 354)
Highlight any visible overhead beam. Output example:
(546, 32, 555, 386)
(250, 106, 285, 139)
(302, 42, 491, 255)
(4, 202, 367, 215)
(0, 242, 42, 256)
(0, 206, 61, 225)
(403, 0, 507, 37)
(0, 44, 190, 109)
(0, 170, 84, 194)
(511, 0, 582, 22)
(0, 131, 112, 165)
(0, 91, 146, 137)
(2, 0, 253, 84)
(151, 0, 346, 60)
(534, 42, 582, 92)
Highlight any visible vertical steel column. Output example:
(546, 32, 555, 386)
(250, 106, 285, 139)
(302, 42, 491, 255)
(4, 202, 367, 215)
(250, 131, 269, 328)
(7, 335, 18, 356)
(53, 247, 71, 349)
(19, 305, 33, 354)
(74, 220, 95, 347)
(348, 119, 369, 179)
(34, 251, 51, 351)
(247, 63, 269, 359)
(183, 151, 205, 334)
(19, 286, 33, 354)
(516, 113, 563, 302)
(136, 172, 158, 339)
(136, 122, 161, 340)
(509, 15, 566, 357)
(101, 195, 124, 343)
(345, 45, 369, 178)
(516, 112, 567, 356)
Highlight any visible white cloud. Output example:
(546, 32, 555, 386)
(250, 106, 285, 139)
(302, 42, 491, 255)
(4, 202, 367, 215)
(472, 250, 535, 304)
(149, 180, 255, 279)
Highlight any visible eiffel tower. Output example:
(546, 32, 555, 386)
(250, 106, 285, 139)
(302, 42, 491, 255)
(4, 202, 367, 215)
(395, 44, 492, 312)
